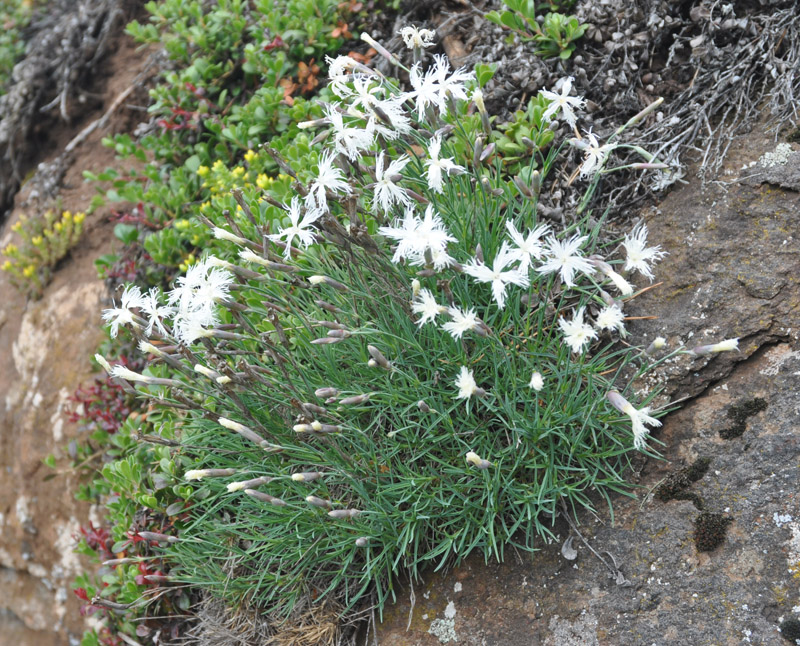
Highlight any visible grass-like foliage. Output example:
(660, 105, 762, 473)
(97, 29, 736, 625)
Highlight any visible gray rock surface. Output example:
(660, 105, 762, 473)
(377, 134, 800, 645)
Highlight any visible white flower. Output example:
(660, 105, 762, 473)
(174, 317, 216, 345)
(324, 104, 375, 160)
(138, 287, 173, 337)
(529, 371, 544, 391)
(463, 242, 529, 309)
(306, 149, 351, 211)
(595, 303, 626, 335)
(110, 365, 151, 383)
(378, 205, 456, 265)
(455, 366, 483, 400)
(442, 305, 480, 339)
(412, 288, 446, 326)
(408, 245, 456, 271)
(572, 130, 614, 178)
(364, 96, 412, 140)
(607, 390, 661, 450)
(399, 25, 436, 49)
(102, 285, 143, 337)
(184, 469, 210, 481)
(407, 63, 444, 115)
(505, 220, 549, 272)
(540, 76, 585, 128)
(425, 135, 465, 193)
(372, 152, 411, 213)
(559, 307, 598, 353)
(340, 75, 384, 111)
(430, 54, 474, 110)
(537, 234, 595, 288)
(325, 55, 361, 95)
(622, 223, 665, 281)
(268, 196, 324, 259)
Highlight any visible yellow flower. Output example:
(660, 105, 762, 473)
(11, 222, 22, 233)
(197, 165, 210, 177)
(1, 260, 12, 271)
(31, 235, 44, 245)
(174, 219, 190, 231)
(23, 265, 36, 278)
(244, 149, 257, 164)
(256, 173, 271, 189)
(62, 211, 72, 221)
(74, 212, 86, 224)
(53, 222, 63, 233)
(232, 166, 245, 177)
(4, 243, 18, 254)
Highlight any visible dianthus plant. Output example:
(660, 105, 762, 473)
(99, 31, 710, 620)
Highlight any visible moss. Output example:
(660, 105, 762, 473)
(779, 618, 800, 643)
(694, 512, 733, 552)
(655, 457, 712, 509)
(719, 397, 768, 440)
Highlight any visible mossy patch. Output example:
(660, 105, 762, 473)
(655, 457, 712, 509)
(694, 512, 733, 552)
(719, 397, 768, 440)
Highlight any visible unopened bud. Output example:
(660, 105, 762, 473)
(245, 489, 286, 506)
(291, 471, 324, 482)
(327, 508, 362, 519)
(355, 536, 369, 547)
(645, 336, 667, 355)
(137, 531, 179, 544)
(227, 476, 272, 492)
(308, 275, 348, 291)
(311, 336, 345, 345)
(339, 394, 370, 405)
(465, 451, 491, 469)
(417, 400, 430, 413)
(367, 345, 391, 369)
(690, 338, 739, 356)
(213, 227, 248, 245)
(315, 387, 339, 398)
(184, 468, 236, 481)
(306, 495, 332, 509)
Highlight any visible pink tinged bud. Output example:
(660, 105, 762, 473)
(606, 390, 630, 416)
(306, 495, 332, 509)
(327, 329, 351, 339)
(312, 336, 345, 345)
(184, 468, 236, 481)
(291, 471, 324, 482)
(308, 275, 349, 291)
(327, 508, 362, 519)
(137, 531, 179, 544)
(690, 338, 739, 355)
(301, 402, 328, 415)
(315, 387, 339, 398)
(227, 476, 272, 492)
(244, 489, 286, 506)
(143, 574, 172, 584)
(465, 451, 492, 469)
(367, 345, 391, 369)
(355, 536, 369, 547)
(317, 321, 346, 330)
(417, 400, 430, 413)
(339, 394, 370, 405)
(315, 299, 342, 313)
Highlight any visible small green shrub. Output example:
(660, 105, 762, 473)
(486, 0, 587, 59)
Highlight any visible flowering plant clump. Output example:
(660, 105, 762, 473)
(1, 208, 86, 298)
(97, 31, 740, 619)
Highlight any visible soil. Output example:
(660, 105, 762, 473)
(0, 24, 155, 646)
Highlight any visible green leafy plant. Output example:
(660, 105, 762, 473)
(1, 208, 85, 298)
(486, 0, 587, 59)
(91, 33, 717, 636)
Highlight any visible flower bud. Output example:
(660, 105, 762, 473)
(417, 400, 430, 413)
(306, 495, 332, 509)
(465, 451, 491, 469)
(327, 508, 362, 519)
(645, 336, 667, 355)
(291, 471, 323, 482)
(245, 489, 286, 506)
(355, 536, 369, 547)
(315, 387, 339, 398)
(690, 338, 739, 355)
(227, 476, 271, 492)
(529, 372, 544, 391)
(367, 345, 391, 369)
(213, 227, 248, 245)
(184, 468, 236, 481)
(339, 394, 370, 405)
(308, 275, 348, 291)
(311, 336, 345, 345)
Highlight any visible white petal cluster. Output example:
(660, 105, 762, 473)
(622, 223, 666, 281)
(378, 205, 456, 268)
(558, 307, 598, 354)
(463, 242, 529, 309)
